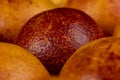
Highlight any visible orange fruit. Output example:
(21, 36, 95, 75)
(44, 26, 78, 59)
(67, 0, 120, 36)
(0, 0, 56, 42)
(60, 37, 120, 80)
(0, 42, 50, 80)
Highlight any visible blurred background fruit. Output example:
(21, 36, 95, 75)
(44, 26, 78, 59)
(16, 8, 104, 74)
(50, 0, 68, 7)
(66, 0, 120, 36)
(113, 22, 120, 37)
(0, 42, 50, 80)
(0, 0, 56, 43)
(50, 75, 59, 80)
(60, 37, 120, 80)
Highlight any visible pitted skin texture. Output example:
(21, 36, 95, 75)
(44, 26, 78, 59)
(60, 37, 120, 80)
(16, 8, 104, 74)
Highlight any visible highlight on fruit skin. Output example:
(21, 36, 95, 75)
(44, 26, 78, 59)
(66, 0, 120, 36)
(16, 8, 104, 74)
(50, 0, 69, 7)
(60, 37, 120, 80)
(0, 42, 50, 80)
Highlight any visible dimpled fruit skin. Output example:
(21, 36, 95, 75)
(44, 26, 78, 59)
(16, 8, 104, 74)
(60, 37, 120, 80)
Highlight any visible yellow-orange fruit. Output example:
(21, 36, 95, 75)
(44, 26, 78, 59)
(0, 42, 50, 80)
(0, 0, 56, 42)
(67, 0, 120, 36)
(60, 37, 120, 80)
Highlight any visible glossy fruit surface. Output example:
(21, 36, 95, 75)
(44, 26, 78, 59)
(16, 8, 104, 74)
